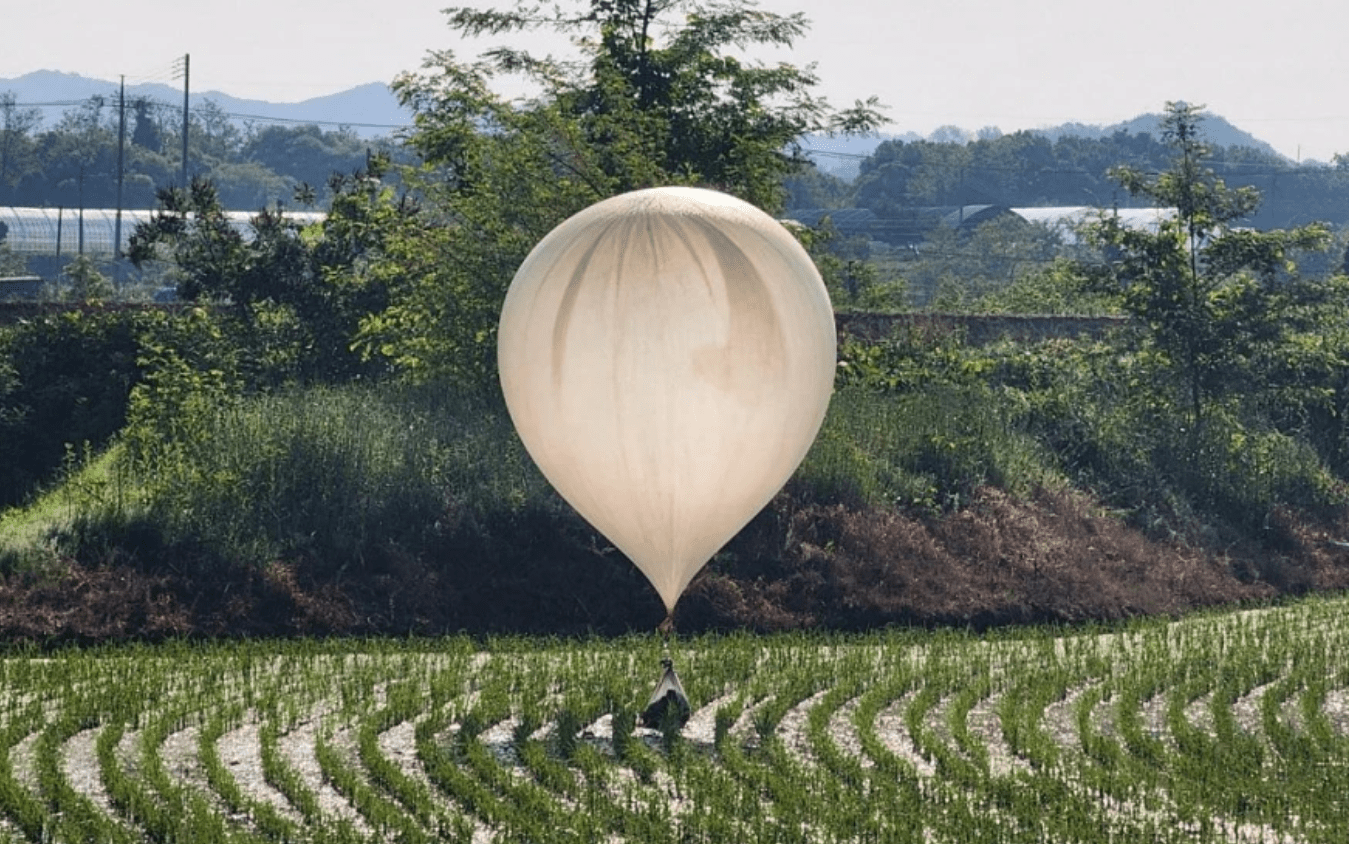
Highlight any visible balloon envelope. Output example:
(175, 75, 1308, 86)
(497, 187, 835, 613)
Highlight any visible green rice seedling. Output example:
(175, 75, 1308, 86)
(135, 700, 266, 844)
(315, 726, 432, 844)
(34, 706, 138, 844)
(0, 703, 49, 842)
(257, 714, 326, 827)
(356, 682, 473, 842)
(196, 706, 304, 844)
(609, 704, 636, 762)
(800, 675, 886, 841)
(1113, 659, 1169, 772)
(553, 707, 581, 761)
(416, 707, 520, 833)
(945, 664, 994, 775)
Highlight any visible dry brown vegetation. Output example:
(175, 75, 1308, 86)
(3, 485, 1348, 645)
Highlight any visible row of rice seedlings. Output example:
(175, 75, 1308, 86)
(1060, 650, 1234, 841)
(315, 717, 440, 844)
(1258, 659, 1344, 837)
(116, 677, 265, 844)
(805, 672, 904, 842)
(356, 679, 469, 840)
(283, 647, 412, 835)
(196, 703, 306, 843)
(902, 648, 1027, 841)
(1053, 632, 1216, 838)
(257, 710, 352, 838)
(0, 702, 47, 842)
(1030, 606, 1335, 842)
(1160, 628, 1283, 828)
(940, 629, 1178, 841)
(33, 698, 136, 844)
(421, 706, 571, 839)
(1155, 610, 1347, 841)
(713, 665, 822, 840)
(79, 644, 314, 842)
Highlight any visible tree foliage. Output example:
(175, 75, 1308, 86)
(127, 162, 409, 383)
(1082, 102, 1332, 442)
(842, 125, 1349, 233)
(0, 309, 149, 508)
(0, 93, 399, 210)
(358, 0, 885, 387)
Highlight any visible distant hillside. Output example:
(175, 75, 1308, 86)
(0, 70, 412, 139)
(1034, 110, 1283, 160)
(804, 109, 1285, 181)
(0, 72, 1290, 172)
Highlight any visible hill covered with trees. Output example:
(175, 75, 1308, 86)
(0, 90, 402, 211)
(789, 126, 1349, 232)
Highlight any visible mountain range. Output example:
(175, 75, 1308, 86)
(4, 70, 1285, 173)
(0, 70, 414, 139)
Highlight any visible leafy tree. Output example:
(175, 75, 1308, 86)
(0, 310, 150, 508)
(128, 177, 248, 303)
(879, 214, 1066, 309)
(1082, 102, 1332, 446)
(191, 99, 245, 162)
(362, 0, 884, 386)
(0, 239, 24, 276)
(791, 217, 904, 311)
(43, 96, 116, 209)
(130, 97, 162, 152)
(241, 124, 370, 200)
(61, 255, 115, 302)
(0, 92, 41, 195)
(852, 139, 975, 212)
(783, 164, 851, 211)
(971, 258, 1119, 316)
(128, 165, 405, 383)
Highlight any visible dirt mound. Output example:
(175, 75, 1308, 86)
(3, 487, 1348, 644)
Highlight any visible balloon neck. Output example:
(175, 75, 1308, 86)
(658, 612, 675, 657)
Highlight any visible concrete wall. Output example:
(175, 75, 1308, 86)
(836, 312, 1132, 345)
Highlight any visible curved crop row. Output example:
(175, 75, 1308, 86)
(0, 598, 1345, 842)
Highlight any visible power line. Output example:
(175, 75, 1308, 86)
(224, 112, 410, 130)
(9, 97, 412, 132)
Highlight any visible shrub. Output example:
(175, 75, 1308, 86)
(0, 309, 149, 509)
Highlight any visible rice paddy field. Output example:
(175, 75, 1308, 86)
(2, 594, 1348, 843)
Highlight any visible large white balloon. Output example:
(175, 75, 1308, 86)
(497, 186, 836, 614)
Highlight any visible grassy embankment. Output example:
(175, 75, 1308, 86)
(4, 326, 1348, 640)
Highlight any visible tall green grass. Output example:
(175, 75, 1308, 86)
(20, 377, 1062, 575)
(20, 383, 552, 577)
(797, 384, 1061, 511)
(7, 328, 1347, 579)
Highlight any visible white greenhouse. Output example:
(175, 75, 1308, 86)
(0, 207, 326, 257)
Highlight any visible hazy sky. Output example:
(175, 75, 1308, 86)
(4, 0, 1347, 162)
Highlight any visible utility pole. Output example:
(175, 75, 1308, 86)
(114, 76, 126, 261)
(173, 54, 189, 189)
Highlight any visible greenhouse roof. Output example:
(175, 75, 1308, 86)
(1010, 206, 1176, 241)
(0, 207, 326, 257)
